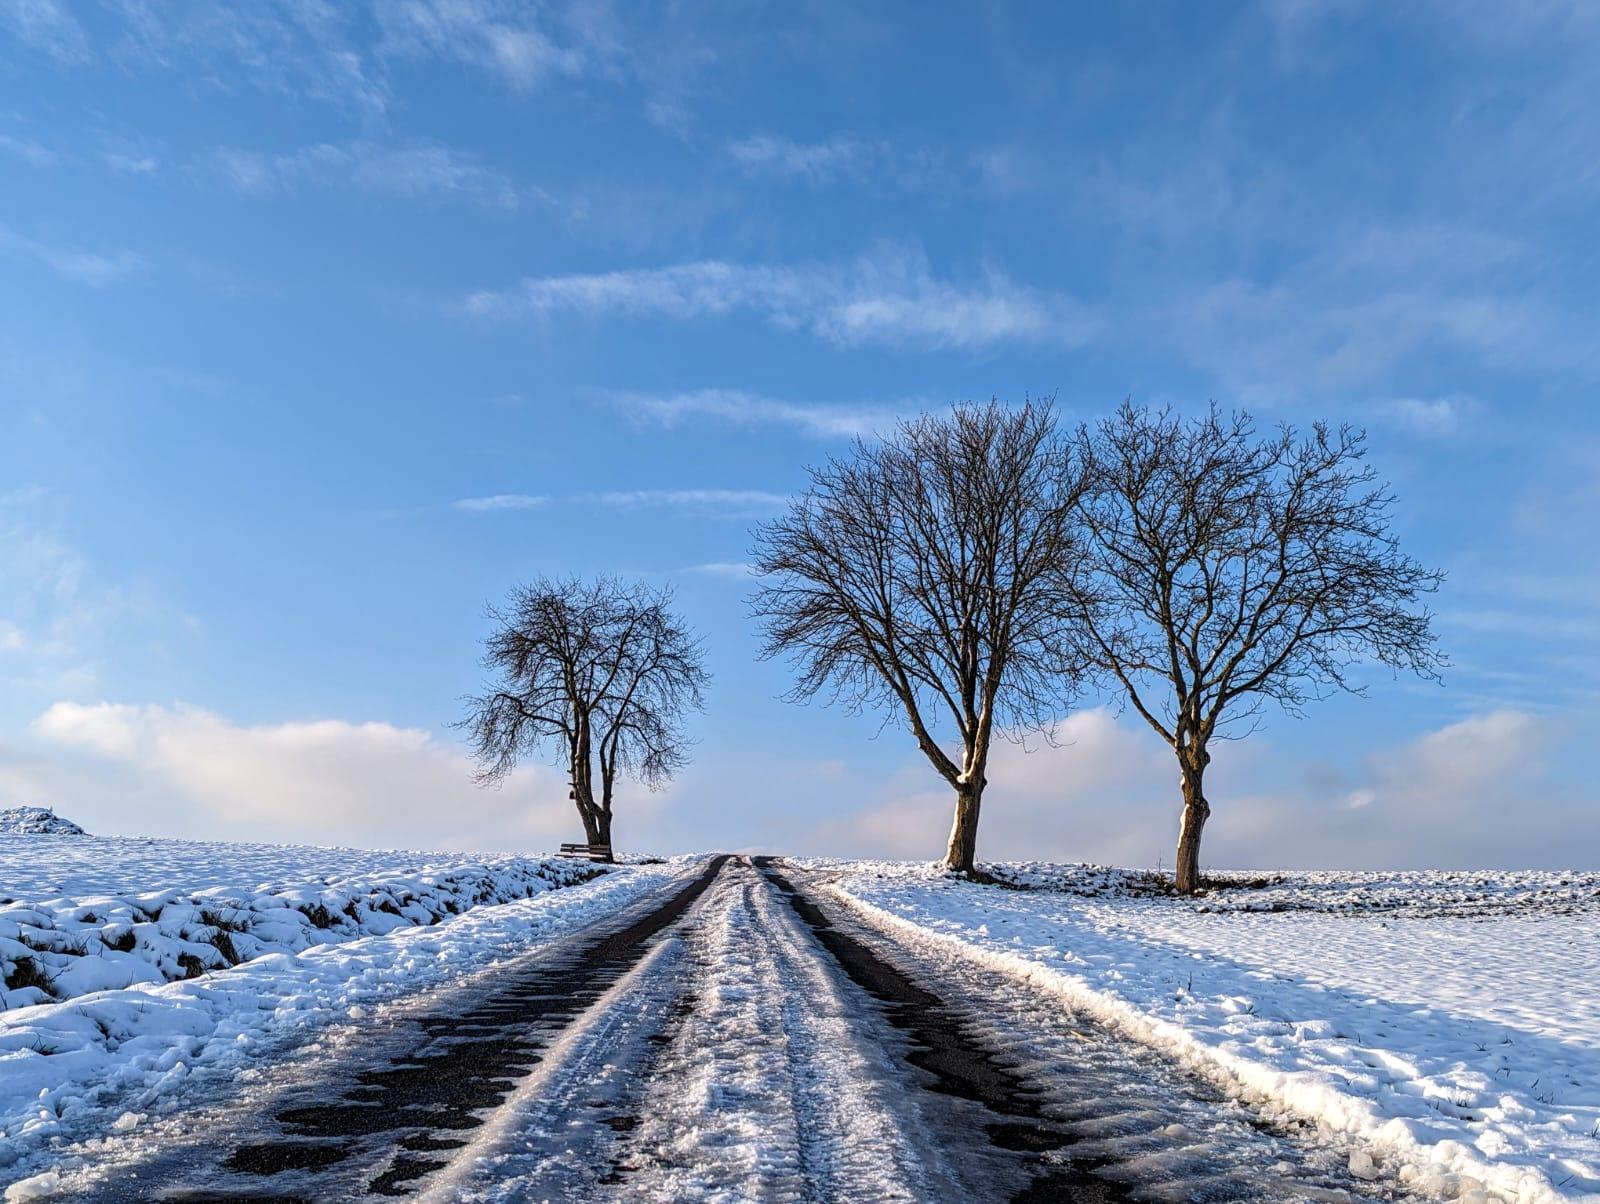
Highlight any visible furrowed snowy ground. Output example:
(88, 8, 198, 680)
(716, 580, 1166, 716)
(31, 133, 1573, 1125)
(806, 860, 1600, 1204)
(0, 833, 703, 1187)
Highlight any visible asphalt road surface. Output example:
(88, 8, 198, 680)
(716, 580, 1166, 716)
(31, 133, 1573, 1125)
(56, 856, 1401, 1202)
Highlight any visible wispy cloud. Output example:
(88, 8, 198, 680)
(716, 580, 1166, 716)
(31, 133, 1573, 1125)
(100, 138, 160, 176)
(0, 224, 144, 286)
(605, 388, 919, 439)
(727, 133, 881, 184)
(1, 0, 91, 63)
(92, 2, 388, 113)
(212, 141, 525, 208)
(682, 562, 756, 579)
(0, 504, 180, 699)
(1369, 396, 1476, 437)
(451, 489, 783, 517)
(726, 132, 959, 192)
(463, 245, 1097, 352)
(374, 0, 587, 92)
(588, 489, 788, 516)
(1161, 220, 1572, 400)
(0, 130, 60, 166)
(451, 493, 548, 512)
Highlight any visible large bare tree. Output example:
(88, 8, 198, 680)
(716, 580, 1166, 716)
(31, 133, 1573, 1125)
(1074, 403, 1445, 893)
(461, 577, 708, 854)
(751, 401, 1091, 873)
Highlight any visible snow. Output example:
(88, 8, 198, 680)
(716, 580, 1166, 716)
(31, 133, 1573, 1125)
(0, 833, 615, 1013)
(3, 1171, 60, 1202)
(436, 858, 972, 1202)
(616, 862, 945, 1201)
(0, 810, 86, 837)
(0, 844, 704, 1183)
(807, 859, 1600, 1204)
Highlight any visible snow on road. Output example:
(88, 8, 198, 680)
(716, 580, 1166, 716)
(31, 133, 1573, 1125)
(812, 860, 1600, 1204)
(619, 859, 951, 1202)
(0, 851, 703, 1187)
(441, 858, 953, 1202)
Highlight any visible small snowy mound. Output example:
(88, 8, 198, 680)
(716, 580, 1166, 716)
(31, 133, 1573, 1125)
(0, 807, 87, 836)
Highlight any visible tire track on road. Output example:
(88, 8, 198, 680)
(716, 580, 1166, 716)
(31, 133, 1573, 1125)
(76, 856, 728, 1202)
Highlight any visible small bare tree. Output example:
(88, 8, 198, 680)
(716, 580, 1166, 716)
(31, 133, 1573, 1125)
(461, 577, 708, 854)
(1074, 403, 1445, 893)
(751, 401, 1091, 874)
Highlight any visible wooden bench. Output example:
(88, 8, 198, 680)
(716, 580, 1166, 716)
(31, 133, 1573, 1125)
(559, 842, 614, 863)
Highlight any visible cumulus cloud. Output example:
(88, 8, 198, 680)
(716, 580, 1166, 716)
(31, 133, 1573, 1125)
(1366, 708, 1544, 805)
(32, 700, 574, 851)
(604, 388, 919, 439)
(462, 245, 1097, 352)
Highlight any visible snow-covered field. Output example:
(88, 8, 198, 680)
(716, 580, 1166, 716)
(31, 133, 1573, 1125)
(809, 860, 1600, 1204)
(0, 829, 702, 1185)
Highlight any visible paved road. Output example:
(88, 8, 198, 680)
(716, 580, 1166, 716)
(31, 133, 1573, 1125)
(59, 857, 1398, 1202)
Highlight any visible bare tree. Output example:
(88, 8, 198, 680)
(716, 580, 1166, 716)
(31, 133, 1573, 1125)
(461, 577, 708, 854)
(751, 401, 1092, 874)
(1074, 403, 1445, 893)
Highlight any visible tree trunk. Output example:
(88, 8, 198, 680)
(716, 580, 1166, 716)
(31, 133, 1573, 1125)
(569, 737, 603, 847)
(1174, 751, 1211, 895)
(942, 779, 983, 874)
(593, 766, 616, 861)
(576, 801, 604, 846)
(590, 809, 614, 857)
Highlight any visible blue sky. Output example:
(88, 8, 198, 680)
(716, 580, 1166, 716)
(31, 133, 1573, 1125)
(2, 1, 1597, 867)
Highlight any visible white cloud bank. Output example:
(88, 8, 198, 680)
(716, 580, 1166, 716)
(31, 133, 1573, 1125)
(811, 706, 1593, 870)
(30, 701, 574, 852)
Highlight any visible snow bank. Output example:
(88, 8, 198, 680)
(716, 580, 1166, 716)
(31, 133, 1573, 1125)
(813, 860, 1600, 1204)
(0, 835, 614, 1013)
(0, 854, 702, 1180)
(0, 809, 86, 837)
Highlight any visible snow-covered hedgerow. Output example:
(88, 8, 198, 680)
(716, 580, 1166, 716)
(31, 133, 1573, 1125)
(0, 835, 609, 1012)
(811, 859, 1600, 1204)
(0, 856, 702, 1186)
